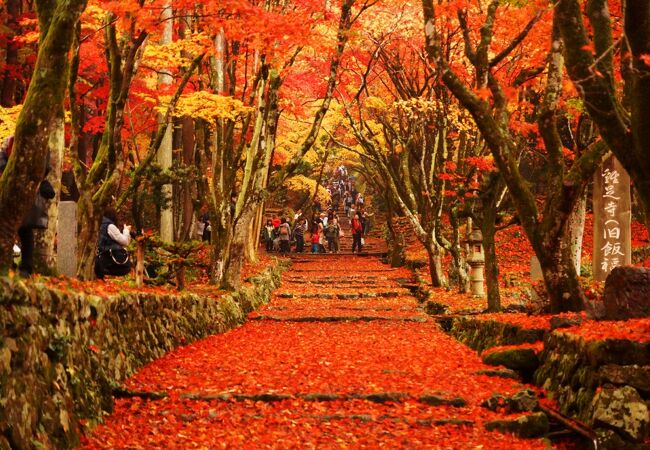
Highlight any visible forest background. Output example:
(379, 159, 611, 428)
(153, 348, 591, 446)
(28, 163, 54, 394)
(0, 0, 648, 315)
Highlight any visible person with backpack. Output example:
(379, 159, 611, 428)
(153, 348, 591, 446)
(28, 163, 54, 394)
(351, 212, 364, 254)
(278, 217, 291, 255)
(325, 218, 341, 253)
(94, 207, 132, 279)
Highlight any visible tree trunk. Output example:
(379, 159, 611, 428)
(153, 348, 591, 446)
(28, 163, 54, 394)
(385, 195, 403, 267)
(537, 237, 586, 313)
(158, 0, 174, 243)
(425, 239, 445, 287)
(0, 0, 21, 107)
(76, 191, 101, 279)
(0, 0, 88, 272)
(224, 207, 256, 290)
(568, 190, 586, 274)
(482, 208, 501, 312)
(33, 111, 65, 275)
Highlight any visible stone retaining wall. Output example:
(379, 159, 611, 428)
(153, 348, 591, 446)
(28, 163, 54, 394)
(0, 262, 286, 450)
(436, 316, 649, 447)
(534, 331, 650, 446)
(447, 317, 546, 352)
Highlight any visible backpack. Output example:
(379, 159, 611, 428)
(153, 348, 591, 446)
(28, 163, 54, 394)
(280, 225, 289, 236)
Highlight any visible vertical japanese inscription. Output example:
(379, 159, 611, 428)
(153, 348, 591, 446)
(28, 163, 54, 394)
(593, 156, 632, 281)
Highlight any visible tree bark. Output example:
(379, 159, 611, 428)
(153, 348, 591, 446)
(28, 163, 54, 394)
(33, 110, 65, 275)
(482, 206, 501, 312)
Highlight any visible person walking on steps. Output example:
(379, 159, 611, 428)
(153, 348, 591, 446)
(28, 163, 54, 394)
(263, 219, 275, 252)
(293, 218, 306, 253)
(351, 212, 364, 254)
(310, 225, 321, 254)
(278, 218, 291, 255)
(325, 218, 340, 253)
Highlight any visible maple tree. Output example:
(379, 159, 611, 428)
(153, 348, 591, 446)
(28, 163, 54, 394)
(556, 0, 650, 231)
(420, 0, 609, 312)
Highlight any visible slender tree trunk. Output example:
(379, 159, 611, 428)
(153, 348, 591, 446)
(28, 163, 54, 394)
(76, 191, 101, 279)
(158, 0, 174, 242)
(568, 190, 586, 273)
(0, 0, 21, 106)
(385, 194, 403, 267)
(179, 116, 195, 241)
(482, 207, 501, 312)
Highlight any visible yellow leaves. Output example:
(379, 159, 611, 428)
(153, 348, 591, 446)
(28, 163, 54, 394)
(284, 175, 331, 205)
(166, 92, 253, 124)
(364, 96, 388, 111)
(0, 105, 22, 141)
(142, 33, 212, 71)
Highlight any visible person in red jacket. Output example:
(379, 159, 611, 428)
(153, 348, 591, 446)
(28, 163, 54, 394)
(351, 212, 364, 254)
(310, 225, 321, 254)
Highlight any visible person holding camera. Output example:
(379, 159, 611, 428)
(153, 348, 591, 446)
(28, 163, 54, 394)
(94, 206, 132, 279)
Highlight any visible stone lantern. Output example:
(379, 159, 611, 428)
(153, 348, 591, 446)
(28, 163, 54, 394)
(467, 227, 485, 297)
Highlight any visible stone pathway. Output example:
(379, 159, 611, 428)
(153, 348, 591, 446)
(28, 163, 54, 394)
(80, 256, 550, 449)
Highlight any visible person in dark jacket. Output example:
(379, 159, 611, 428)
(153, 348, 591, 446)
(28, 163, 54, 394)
(94, 207, 132, 279)
(18, 172, 55, 276)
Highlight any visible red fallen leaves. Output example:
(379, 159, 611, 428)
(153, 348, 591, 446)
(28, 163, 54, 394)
(41, 253, 273, 301)
(561, 317, 650, 343)
(474, 313, 554, 330)
(81, 397, 548, 449)
(422, 286, 528, 313)
(81, 255, 551, 449)
(83, 320, 549, 449)
(481, 342, 545, 357)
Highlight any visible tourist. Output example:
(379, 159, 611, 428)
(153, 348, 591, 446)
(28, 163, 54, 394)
(325, 218, 340, 253)
(271, 214, 281, 229)
(293, 218, 306, 253)
(94, 207, 132, 279)
(351, 212, 364, 254)
(278, 218, 291, 255)
(263, 219, 275, 252)
(310, 225, 321, 254)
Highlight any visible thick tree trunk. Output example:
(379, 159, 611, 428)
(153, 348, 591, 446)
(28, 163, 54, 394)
(224, 207, 256, 290)
(425, 239, 445, 287)
(33, 111, 65, 275)
(536, 236, 586, 313)
(0, 0, 88, 272)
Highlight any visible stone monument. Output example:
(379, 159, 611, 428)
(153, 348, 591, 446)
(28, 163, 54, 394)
(57, 201, 77, 277)
(593, 156, 631, 282)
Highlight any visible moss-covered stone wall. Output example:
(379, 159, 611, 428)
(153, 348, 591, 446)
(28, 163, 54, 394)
(447, 317, 546, 352)
(0, 261, 286, 450)
(534, 331, 650, 446)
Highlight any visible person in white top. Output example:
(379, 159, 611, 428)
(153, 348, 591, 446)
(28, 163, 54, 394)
(94, 207, 132, 279)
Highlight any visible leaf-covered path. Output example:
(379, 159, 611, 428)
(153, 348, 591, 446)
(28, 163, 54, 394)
(81, 257, 549, 449)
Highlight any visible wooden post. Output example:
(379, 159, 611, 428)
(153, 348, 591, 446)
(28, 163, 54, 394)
(135, 239, 145, 288)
